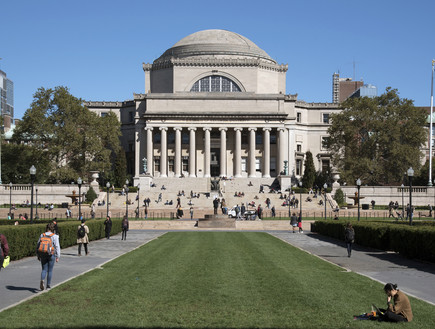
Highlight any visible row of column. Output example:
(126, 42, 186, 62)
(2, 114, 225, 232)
(137, 126, 287, 178)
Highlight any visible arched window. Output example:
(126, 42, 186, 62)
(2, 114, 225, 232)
(190, 75, 241, 92)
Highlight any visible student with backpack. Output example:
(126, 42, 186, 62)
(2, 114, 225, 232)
(77, 219, 90, 256)
(344, 222, 355, 257)
(1, 232, 10, 271)
(36, 223, 60, 290)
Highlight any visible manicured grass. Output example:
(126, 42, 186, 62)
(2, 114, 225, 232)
(1, 232, 434, 328)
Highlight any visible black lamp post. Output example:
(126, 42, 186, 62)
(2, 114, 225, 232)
(125, 179, 129, 218)
(77, 177, 82, 220)
(323, 183, 328, 220)
(106, 182, 110, 217)
(30, 165, 36, 223)
(401, 183, 404, 219)
(299, 181, 303, 220)
(35, 188, 39, 219)
(407, 167, 414, 225)
(9, 182, 12, 219)
(137, 183, 140, 218)
(356, 178, 361, 221)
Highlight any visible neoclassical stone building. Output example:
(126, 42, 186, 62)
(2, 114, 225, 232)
(85, 30, 340, 186)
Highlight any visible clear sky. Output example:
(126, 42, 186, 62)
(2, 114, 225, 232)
(2, 0, 435, 120)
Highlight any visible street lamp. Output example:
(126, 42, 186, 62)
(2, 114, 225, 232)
(401, 183, 405, 219)
(106, 182, 110, 217)
(407, 167, 414, 225)
(9, 182, 12, 219)
(356, 178, 361, 221)
(137, 183, 140, 218)
(288, 185, 292, 218)
(299, 181, 303, 220)
(125, 179, 129, 218)
(35, 188, 39, 219)
(30, 165, 36, 223)
(77, 177, 82, 220)
(323, 183, 328, 220)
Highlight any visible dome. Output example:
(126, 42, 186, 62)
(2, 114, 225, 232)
(155, 29, 276, 64)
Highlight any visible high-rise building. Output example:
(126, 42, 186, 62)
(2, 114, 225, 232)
(0, 70, 14, 119)
(332, 72, 364, 103)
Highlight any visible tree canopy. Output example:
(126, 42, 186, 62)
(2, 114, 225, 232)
(11, 86, 122, 183)
(326, 88, 427, 186)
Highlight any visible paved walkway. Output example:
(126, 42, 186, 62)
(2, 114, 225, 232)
(1, 229, 435, 313)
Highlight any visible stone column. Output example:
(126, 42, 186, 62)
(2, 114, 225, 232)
(145, 127, 153, 175)
(134, 123, 143, 177)
(219, 128, 227, 177)
(234, 127, 242, 178)
(248, 128, 257, 178)
(278, 128, 286, 175)
(203, 127, 211, 178)
(160, 127, 168, 177)
(263, 128, 271, 178)
(188, 127, 196, 177)
(174, 127, 182, 177)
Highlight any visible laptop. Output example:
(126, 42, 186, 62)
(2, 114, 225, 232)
(372, 304, 385, 316)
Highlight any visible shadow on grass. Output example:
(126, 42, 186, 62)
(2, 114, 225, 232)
(5, 285, 39, 293)
(306, 232, 435, 276)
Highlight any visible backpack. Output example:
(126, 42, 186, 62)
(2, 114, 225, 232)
(78, 225, 86, 238)
(345, 228, 355, 242)
(37, 233, 54, 255)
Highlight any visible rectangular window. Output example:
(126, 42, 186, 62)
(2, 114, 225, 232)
(321, 136, 329, 150)
(323, 113, 330, 124)
(129, 112, 135, 122)
(168, 132, 175, 144)
(297, 144, 302, 152)
(241, 157, 247, 172)
(297, 112, 301, 123)
(322, 159, 330, 173)
(182, 157, 189, 172)
(270, 131, 277, 144)
(270, 157, 276, 174)
(256, 158, 261, 172)
(256, 132, 262, 145)
(101, 112, 108, 117)
(241, 131, 248, 145)
(182, 132, 189, 144)
(201, 77, 210, 92)
(154, 132, 161, 144)
(168, 157, 174, 172)
(154, 157, 160, 173)
(296, 159, 302, 176)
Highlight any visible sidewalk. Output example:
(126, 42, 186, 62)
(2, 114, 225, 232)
(1, 229, 435, 313)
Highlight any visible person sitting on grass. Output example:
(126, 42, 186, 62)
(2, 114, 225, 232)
(379, 283, 413, 322)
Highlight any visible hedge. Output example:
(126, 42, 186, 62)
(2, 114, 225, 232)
(0, 218, 122, 261)
(311, 220, 435, 263)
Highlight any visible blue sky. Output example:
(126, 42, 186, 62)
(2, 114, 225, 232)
(2, 0, 435, 120)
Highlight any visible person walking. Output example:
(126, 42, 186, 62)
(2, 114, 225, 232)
(297, 215, 303, 233)
(380, 283, 413, 322)
(104, 216, 112, 239)
(290, 213, 298, 233)
(190, 207, 194, 220)
(36, 223, 60, 290)
(344, 222, 355, 257)
(144, 205, 148, 219)
(0, 232, 9, 271)
(77, 219, 90, 256)
(121, 215, 129, 240)
(271, 205, 276, 218)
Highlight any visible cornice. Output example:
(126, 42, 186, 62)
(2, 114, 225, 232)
(142, 112, 288, 121)
(84, 100, 134, 108)
(295, 101, 340, 109)
(133, 92, 287, 101)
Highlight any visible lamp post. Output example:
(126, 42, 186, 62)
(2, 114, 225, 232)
(9, 182, 12, 219)
(30, 165, 36, 223)
(401, 183, 405, 219)
(106, 182, 110, 217)
(77, 177, 82, 220)
(288, 185, 292, 218)
(407, 167, 414, 225)
(299, 181, 303, 220)
(323, 183, 328, 220)
(35, 188, 39, 219)
(137, 183, 140, 218)
(125, 179, 129, 218)
(356, 178, 361, 221)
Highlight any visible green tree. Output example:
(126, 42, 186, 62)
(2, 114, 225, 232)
(302, 151, 316, 188)
(114, 148, 127, 188)
(85, 186, 98, 203)
(327, 88, 427, 185)
(334, 188, 345, 206)
(11, 86, 121, 183)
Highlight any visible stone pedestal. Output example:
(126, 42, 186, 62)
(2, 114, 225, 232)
(89, 171, 100, 195)
(134, 174, 152, 191)
(279, 175, 292, 192)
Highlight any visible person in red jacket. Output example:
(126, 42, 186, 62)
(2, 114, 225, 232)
(0, 233, 9, 270)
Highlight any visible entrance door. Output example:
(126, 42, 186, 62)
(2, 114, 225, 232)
(210, 148, 220, 177)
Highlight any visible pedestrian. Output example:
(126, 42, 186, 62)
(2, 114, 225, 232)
(344, 222, 355, 257)
(190, 207, 194, 220)
(121, 215, 129, 240)
(144, 205, 148, 219)
(104, 216, 112, 239)
(379, 283, 413, 322)
(77, 219, 90, 256)
(297, 215, 303, 233)
(36, 223, 60, 290)
(257, 204, 263, 220)
(213, 198, 219, 215)
(177, 207, 184, 219)
(290, 213, 298, 233)
(1, 232, 10, 271)
(271, 205, 276, 218)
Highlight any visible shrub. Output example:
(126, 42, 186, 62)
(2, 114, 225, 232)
(85, 186, 98, 203)
(334, 188, 345, 206)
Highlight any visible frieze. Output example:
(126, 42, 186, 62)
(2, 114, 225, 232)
(83, 100, 134, 108)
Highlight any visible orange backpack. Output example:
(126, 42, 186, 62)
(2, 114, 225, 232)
(37, 233, 54, 255)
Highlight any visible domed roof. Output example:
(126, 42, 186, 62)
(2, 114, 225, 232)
(155, 29, 276, 64)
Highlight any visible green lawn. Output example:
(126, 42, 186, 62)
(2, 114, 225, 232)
(1, 232, 434, 328)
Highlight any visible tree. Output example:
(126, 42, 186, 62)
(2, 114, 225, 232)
(326, 88, 427, 185)
(302, 151, 316, 188)
(85, 186, 98, 203)
(11, 86, 122, 183)
(114, 148, 127, 188)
